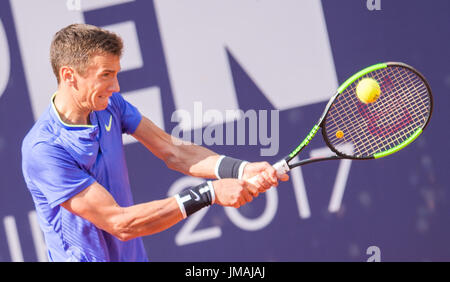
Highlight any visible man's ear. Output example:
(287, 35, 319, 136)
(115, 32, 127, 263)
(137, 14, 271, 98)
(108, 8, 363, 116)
(60, 66, 78, 89)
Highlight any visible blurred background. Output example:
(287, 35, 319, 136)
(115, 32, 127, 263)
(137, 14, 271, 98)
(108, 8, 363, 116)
(0, 0, 449, 261)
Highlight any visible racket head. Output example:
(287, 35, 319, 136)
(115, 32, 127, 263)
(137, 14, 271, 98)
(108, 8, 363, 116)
(321, 62, 433, 160)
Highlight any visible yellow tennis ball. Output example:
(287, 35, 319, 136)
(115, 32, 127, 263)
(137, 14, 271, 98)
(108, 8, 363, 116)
(336, 130, 344, 139)
(356, 78, 381, 104)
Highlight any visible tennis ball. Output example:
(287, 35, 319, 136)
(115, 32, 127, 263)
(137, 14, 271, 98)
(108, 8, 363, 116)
(336, 130, 344, 139)
(356, 78, 381, 104)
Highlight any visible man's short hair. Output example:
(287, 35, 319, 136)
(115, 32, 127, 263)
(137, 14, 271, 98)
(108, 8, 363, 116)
(50, 23, 123, 84)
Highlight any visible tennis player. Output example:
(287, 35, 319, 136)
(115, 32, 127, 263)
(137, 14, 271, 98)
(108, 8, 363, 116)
(21, 24, 288, 262)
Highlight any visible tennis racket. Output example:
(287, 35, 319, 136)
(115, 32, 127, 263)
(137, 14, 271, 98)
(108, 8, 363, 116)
(250, 62, 433, 183)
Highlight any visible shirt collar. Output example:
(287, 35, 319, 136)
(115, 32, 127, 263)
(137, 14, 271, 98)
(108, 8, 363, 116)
(50, 92, 98, 131)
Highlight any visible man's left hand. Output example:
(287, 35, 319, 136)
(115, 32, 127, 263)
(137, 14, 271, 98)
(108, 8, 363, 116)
(241, 162, 289, 196)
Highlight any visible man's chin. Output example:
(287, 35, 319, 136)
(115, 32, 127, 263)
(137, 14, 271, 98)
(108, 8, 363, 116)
(93, 103, 109, 111)
(98, 106, 108, 111)
(94, 97, 110, 111)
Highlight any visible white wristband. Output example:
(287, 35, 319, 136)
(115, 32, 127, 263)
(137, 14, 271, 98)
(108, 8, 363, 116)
(174, 194, 188, 219)
(206, 181, 215, 204)
(238, 161, 249, 180)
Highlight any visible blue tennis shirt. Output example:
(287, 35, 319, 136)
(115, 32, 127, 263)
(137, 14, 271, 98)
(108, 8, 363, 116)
(22, 92, 148, 262)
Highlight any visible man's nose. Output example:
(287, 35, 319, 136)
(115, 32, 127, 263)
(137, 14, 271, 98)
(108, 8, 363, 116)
(109, 77, 120, 93)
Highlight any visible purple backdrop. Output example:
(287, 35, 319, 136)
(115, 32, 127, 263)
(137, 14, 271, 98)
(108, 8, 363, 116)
(0, 0, 449, 261)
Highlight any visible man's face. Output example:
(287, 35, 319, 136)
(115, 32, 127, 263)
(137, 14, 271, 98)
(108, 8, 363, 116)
(74, 53, 121, 111)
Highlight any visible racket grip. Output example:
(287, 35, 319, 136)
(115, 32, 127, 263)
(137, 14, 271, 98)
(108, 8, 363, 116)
(272, 159, 290, 176)
(247, 159, 290, 186)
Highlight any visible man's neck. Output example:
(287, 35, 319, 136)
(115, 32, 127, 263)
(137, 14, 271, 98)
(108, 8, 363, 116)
(53, 89, 91, 125)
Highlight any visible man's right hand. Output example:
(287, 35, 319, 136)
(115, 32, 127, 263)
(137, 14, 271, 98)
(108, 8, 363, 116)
(211, 179, 255, 208)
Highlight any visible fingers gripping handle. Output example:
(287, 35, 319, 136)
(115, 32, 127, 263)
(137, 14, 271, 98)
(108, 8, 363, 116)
(247, 159, 290, 185)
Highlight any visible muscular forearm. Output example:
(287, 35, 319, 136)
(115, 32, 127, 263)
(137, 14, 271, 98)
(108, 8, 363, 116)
(62, 181, 187, 242)
(111, 197, 183, 241)
(166, 143, 220, 179)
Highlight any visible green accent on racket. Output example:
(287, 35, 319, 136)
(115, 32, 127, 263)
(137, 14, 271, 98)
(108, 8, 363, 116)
(374, 128, 422, 159)
(337, 63, 387, 94)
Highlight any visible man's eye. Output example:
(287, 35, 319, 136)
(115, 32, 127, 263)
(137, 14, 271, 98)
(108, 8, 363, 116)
(103, 73, 110, 77)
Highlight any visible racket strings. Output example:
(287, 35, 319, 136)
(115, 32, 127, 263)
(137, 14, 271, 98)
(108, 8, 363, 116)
(350, 67, 428, 154)
(381, 67, 429, 141)
(379, 67, 428, 145)
(324, 66, 431, 158)
(356, 67, 428, 153)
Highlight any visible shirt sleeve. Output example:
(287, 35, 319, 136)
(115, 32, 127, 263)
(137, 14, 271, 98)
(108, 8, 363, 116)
(110, 92, 143, 135)
(27, 142, 96, 208)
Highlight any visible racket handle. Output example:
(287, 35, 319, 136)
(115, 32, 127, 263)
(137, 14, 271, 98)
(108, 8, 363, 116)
(273, 159, 290, 176)
(247, 159, 290, 186)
